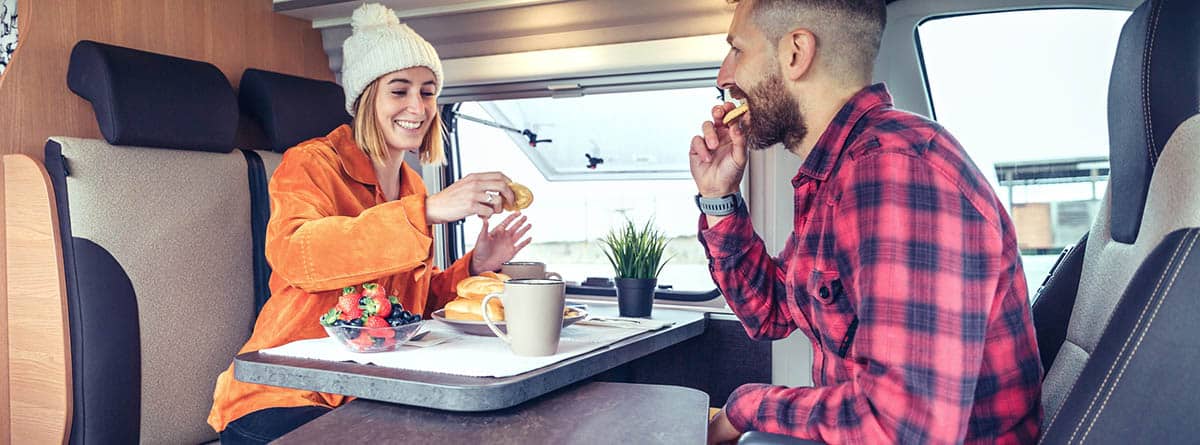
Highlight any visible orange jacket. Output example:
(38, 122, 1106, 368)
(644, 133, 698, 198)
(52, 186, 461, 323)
(208, 125, 473, 431)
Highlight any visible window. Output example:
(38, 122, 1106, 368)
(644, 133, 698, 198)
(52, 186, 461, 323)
(0, 0, 17, 76)
(449, 87, 721, 294)
(918, 9, 1130, 298)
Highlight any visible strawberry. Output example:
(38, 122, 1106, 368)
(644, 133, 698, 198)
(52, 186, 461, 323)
(362, 283, 384, 298)
(336, 293, 361, 314)
(362, 294, 391, 318)
(349, 332, 375, 351)
(365, 315, 394, 339)
(338, 306, 363, 321)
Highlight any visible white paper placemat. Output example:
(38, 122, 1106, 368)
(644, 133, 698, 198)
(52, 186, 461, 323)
(259, 321, 654, 378)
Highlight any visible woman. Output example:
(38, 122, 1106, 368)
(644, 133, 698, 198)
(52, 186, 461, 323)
(208, 4, 531, 442)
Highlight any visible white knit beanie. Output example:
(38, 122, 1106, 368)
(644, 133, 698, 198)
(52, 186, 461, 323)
(341, 3, 443, 116)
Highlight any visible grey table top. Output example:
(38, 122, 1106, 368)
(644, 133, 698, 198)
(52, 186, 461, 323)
(234, 305, 706, 412)
(275, 382, 710, 444)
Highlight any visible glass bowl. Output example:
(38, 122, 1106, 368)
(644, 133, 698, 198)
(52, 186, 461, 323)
(323, 321, 425, 353)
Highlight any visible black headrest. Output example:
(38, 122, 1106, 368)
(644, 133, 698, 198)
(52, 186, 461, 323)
(1107, 0, 1200, 243)
(66, 41, 238, 153)
(239, 68, 350, 153)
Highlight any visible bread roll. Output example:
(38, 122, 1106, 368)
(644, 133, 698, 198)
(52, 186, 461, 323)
(445, 297, 505, 321)
(479, 271, 511, 282)
(456, 276, 505, 300)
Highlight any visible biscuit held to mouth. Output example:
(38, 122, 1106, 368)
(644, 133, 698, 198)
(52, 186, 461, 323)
(722, 103, 750, 125)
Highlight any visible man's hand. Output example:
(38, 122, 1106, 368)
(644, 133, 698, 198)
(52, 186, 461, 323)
(690, 102, 748, 199)
(708, 408, 742, 445)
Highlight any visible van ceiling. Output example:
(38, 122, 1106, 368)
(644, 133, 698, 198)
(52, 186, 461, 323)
(275, 0, 736, 60)
(275, 0, 906, 88)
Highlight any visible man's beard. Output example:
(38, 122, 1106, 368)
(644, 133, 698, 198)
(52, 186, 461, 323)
(740, 71, 807, 152)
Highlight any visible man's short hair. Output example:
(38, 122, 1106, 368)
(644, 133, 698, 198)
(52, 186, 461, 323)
(731, 0, 887, 81)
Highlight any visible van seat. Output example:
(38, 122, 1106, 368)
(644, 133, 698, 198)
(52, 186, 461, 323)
(50, 40, 252, 444)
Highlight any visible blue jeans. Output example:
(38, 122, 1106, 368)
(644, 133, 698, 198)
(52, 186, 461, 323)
(219, 406, 331, 444)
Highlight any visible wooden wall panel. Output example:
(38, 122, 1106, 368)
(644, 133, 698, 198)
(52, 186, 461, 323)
(4, 155, 70, 445)
(0, 0, 334, 163)
(0, 149, 8, 445)
(0, 1, 332, 442)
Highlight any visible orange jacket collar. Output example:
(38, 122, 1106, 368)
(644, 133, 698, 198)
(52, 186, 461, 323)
(327, 124, 378, 186)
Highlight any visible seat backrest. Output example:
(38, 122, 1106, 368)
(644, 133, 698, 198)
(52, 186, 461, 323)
(52, 40, 256, 444)
(239, 67, 350, 313)
(1035, 0, 1200, 438)
(239, 68, 350, 153)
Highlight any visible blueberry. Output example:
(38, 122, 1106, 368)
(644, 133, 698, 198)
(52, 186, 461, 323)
(349, 318, 364, 327)
(400, 310, 413, 319)
(390, 319, 403, 327)
(332, 319, 346, 327)
(390, 306, 404, 319)
(344, 326, 360, 339)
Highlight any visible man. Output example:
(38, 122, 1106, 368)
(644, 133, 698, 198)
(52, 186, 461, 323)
(690, 0, 1042, 443)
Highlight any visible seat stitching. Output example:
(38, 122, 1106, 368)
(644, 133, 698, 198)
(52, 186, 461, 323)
(1143, 0, 1163, 166)
(1064, 228, 1189, 444)
(1078, 230, 1198, 443)
(1057, 224, 1188, 444)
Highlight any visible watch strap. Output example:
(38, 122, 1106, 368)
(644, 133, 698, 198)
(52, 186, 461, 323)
(695, 192, 743, 216)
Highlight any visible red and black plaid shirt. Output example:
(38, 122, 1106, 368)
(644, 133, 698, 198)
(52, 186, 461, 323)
(699, 84, 1042, 444)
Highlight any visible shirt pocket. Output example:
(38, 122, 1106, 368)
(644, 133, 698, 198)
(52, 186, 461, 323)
(806, 269, 859, 358)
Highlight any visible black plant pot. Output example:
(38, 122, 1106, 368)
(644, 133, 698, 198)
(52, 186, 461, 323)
(615, 277, 656, 318)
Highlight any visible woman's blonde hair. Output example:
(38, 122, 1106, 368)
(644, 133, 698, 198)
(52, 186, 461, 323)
(353, 79, 447, 165)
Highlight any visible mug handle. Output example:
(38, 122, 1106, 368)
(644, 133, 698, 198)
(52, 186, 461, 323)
(481, 292, 510, 343)
(545, 272, 562, 280)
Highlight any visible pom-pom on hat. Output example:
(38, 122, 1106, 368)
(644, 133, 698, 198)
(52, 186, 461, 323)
(341, 3, 443, 116)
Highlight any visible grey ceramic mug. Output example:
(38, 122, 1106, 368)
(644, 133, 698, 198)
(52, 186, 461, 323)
(501, 261, 563, 281)
(482, 279, 566, 356)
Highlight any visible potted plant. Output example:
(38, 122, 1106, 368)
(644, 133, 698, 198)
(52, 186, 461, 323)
(599, 219, 671, 317)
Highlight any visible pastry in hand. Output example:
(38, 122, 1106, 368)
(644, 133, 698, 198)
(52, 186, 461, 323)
(503, 182, 534, 211)
(722, 103, 749, 125)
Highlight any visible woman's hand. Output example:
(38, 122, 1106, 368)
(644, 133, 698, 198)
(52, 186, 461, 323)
(469, 213, 532, 275)
(426, 172, 516, 224)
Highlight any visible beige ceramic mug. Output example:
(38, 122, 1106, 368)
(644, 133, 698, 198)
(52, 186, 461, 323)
(482, 278, 566, 356)
(501, 261, 563, 281)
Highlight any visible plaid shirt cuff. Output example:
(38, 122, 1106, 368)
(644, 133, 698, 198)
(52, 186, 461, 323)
(724, 383, 773, 433)
(698, 205, 753, 261)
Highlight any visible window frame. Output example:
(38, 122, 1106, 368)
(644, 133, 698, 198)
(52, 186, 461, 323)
(912, 6, 1132, 122)
(439, 76, 728, 301)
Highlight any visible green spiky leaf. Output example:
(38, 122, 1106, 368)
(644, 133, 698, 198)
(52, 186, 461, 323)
(319, 308, 341, 326)
(597, 218, 672, 279)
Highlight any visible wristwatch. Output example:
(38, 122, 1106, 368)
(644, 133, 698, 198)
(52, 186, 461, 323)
(695, 191, 744, 216)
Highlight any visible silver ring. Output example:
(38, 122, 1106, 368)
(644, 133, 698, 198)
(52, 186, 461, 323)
(485, 191, 498, 203)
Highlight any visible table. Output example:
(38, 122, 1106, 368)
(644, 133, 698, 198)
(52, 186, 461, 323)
(234, 306, 705, 411)
(275, 382, 710, 444)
